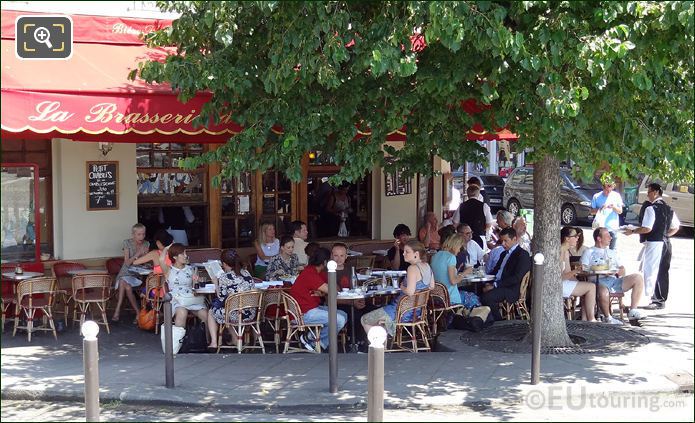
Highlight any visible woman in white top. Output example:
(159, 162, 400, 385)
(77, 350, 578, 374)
(253, 222, 280, 279)
(159, 243, 208, 329)
(560, 226, 596, 322)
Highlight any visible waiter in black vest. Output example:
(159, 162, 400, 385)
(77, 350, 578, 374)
(624, 183, 680, 309)
(452, 185, 494, 250)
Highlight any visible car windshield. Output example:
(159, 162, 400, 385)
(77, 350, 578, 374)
(480, 175, 505, 186)
(563, 172, 601, 189)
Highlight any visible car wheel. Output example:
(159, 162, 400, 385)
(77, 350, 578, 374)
(507, 199, 521, 216)
(561, 204, 576, 225)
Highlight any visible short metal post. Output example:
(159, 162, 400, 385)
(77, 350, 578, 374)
(327, 260, 338, 394)
(367, 326, 386, 422)
(163, 293, 175, 389)
(531, 253, 544, 385)
(81, 321, 100, 422)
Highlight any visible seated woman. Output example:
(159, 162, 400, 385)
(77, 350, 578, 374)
(253, 222, 279, 279)
(265, 236, 302, 280)
(561, 226, 597, 322)
(206, 249, 255, 349)
(568, 226, 587, 264)
(431, 234, 469, 304)
(418, 212, 441, 250)
(132, 229, 174, 274)
(159, 243, 209, 333)
(361, 241, 435, 338)
(112, 223, 150, 323)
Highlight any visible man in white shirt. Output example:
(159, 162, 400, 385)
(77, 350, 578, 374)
(580, 228, 645, 324)
(591, 176, 623, 249)
(291, 220, 309, 266)
(455, 223, 486, 269)
(624, 183, 680, 308)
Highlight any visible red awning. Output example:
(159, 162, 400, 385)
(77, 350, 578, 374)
(1, 10, 240, 143)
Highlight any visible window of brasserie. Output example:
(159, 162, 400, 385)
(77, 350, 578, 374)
(136, 143, 208, 247)
(261, 170, 293, 236)
(1, 139, 52, 259)
(220, 172, 255, 248)
(307, 151, 371, 239)
(1, 164, 41, 263)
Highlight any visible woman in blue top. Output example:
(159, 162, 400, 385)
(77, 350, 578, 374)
(431, 234, 470, 304)
(361, 240, 435, 337)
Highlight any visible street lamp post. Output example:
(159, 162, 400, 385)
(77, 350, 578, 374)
(531, 253, 544, 385)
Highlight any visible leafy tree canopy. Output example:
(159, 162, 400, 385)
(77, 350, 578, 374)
(136, 1, 694, 185)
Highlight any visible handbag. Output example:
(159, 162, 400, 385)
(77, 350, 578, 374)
(137, 306, 156, 331)
(179, 321, 208, 354)
(172, 291, 205, 308)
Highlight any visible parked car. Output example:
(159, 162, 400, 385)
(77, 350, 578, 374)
(503, 167, 602, 225)
(451, 171, 506, 211)
(630, 176, 693, 227)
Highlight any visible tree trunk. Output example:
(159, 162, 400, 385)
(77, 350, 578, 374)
(531, 154, 573, 347)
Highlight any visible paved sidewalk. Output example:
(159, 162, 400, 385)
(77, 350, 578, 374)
(1, 310, 692, 413)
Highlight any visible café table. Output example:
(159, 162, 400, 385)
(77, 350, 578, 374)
(337, 284, 401, 353)
(460, 273, 496, 295)
(2, 271, 45, 282)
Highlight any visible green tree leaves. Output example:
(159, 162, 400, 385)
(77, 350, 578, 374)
(134, 1, 693, 186)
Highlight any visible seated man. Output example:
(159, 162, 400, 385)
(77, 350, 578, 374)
(580, 227, 645, 324)
(455, 223, 486, 269)
(480, 228, 532, 321)
(289, 247, 347, 351)
(387, 224, 412, 271)
(331, 243, 367, 348)
(291, 220, 310, 266)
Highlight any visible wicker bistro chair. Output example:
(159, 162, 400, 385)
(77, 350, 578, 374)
(1, 291, 15, 332)
(72, 274, 112, 334)
(13, 277, 59, 342)
(564, 296, 579, 320)
(140, 273, 166, 334)
(260, 287, 287, 353)
(217, 290, 265, 354)
(281, 292, 323, 354)
(387, 289, 432, 353)
(428, 283, 464, 337)
(500, 272, 531, 321)
(52, 261, 87, 325)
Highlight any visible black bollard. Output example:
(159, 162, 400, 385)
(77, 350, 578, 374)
(531, 253, 544, 385)
(162, 293, 175, 389)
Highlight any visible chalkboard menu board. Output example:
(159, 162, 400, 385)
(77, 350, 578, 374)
(86, 161, 118, 210)
(417, 175, 429, 224)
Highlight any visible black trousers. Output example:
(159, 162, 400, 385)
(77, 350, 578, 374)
(651, 238, 672, 305)
(481, 286, 518, 321)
